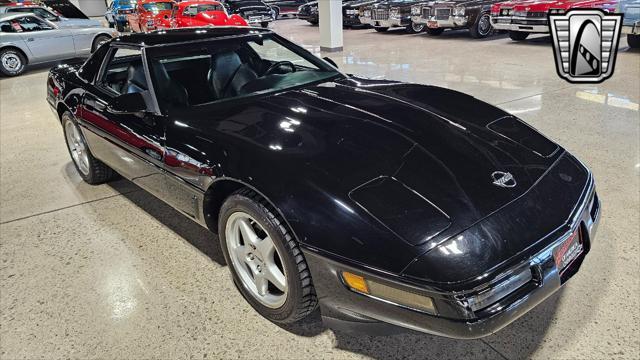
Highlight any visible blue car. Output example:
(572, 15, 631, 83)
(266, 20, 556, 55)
(619, 0, 640, 48)
(105, 0, 137, 32)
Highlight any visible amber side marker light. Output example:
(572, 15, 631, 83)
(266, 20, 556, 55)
(341, 271, 436, 314)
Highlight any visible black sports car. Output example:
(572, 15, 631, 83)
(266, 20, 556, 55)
(47, 27, 601, 338)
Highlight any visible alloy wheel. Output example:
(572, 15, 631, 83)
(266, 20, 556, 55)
(1, 52, 22, 73)
(225, 211, 288, 308)
(64, 120, 90, 176)
(412, 22, 425, 33)
(478, 14, 491, 36)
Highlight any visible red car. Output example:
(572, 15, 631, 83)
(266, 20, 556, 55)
(128, 0, 174, 32)
(491, 0, 618, 40)
(170, 1, 248, 28)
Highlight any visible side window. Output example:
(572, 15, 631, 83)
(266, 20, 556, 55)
(0, 20, 16, 33)
(12, 16, 54, 32)
(183, 5, 197, 16)
(99, 47, 147, 95)
(6, 7, 57, 21)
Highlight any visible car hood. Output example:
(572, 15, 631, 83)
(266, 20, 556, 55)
(171, 77, 571, 278)
(57, 17, 103, 28)
(227, 1, 271, 11)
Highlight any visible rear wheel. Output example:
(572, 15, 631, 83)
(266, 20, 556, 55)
(470, 12, 492, 38)
(0, 48, 26, 77)
(509, 30, 529, 41)
(425, 27, 444, 35)
(375, 27, 389, 32)
(62, 112, 114, 184)
(628, 33, 640, 49)
(406, 21, 425, 33)
(219, 188, 317, 324)
(92, 35, 111, 52)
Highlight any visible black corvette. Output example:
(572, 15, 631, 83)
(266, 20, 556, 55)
(47, 27, 600, 338)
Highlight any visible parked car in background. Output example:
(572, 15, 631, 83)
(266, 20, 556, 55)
(619, 0, 640, 48)
(344, 0, 377, 27)
(0, 1, 102, 28)
(360, 0, 425, 33)
(411, 0, 500, 38)
(128, 0, 173, 32)
(296, 0, 317, 24)
(264, 0, 309, 19)
(491, 0, 618, 41)
(105, 0, 137, 31)
(223, 0, 274, 28)
(170, 1, 248, 28)
(297, 0, 377, 27)
(0, 13, 113, 76)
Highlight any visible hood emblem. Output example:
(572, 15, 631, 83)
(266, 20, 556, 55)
(491, 171, 517, 188)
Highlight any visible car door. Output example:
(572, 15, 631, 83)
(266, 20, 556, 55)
(79, 45, 168, 198)
(14, 15, 75, 63)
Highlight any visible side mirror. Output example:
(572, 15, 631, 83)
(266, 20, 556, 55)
(107, 92, 149, 115)
(323, 56, 338, 68)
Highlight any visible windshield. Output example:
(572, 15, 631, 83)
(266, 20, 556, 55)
(142, 2, 173, 11)
(116, 0, 136, 6)
(6, 7, 58, 21)
(146, 34, 342, 108)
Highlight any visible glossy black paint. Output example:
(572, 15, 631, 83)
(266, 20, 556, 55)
(47, 28, 598, 337)
(223, 0, 274, 24)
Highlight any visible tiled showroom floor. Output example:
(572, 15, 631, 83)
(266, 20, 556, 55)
(1, 19, 639, 359)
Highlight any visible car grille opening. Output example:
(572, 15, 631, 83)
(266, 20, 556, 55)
(435, 8, 450, 20)
(372, 9, 389, 20)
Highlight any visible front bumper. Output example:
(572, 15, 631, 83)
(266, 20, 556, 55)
(305, 180, 601, 338)
(490, 16, 549, 33)
(246, 14, 274, 24)
(360, 16, 408, 28)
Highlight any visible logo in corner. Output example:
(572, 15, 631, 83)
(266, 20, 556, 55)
(549, 9, 623, 83)
(491, 171, 517, 188)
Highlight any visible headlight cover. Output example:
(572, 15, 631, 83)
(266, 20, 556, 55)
(453, 6, 465, 16)
(411, 5, 421, 15)
(465, 266, 533, 312)
(390, 7, 400, 18)
(363, 9, 371, 17)
(341, 271, 437, 314)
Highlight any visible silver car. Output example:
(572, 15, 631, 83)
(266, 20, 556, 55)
(0, 13, 115, 76)
(0, 4, 103, 28)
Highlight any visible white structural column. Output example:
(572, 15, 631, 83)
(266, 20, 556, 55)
(319, 0, 344, 52)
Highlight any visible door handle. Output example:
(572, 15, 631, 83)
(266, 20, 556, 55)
(27, 38, 34, 42)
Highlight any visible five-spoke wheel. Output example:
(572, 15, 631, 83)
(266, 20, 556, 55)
(219, 189, 317, 323)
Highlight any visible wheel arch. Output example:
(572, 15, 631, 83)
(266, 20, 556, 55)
(56, 102, 71, 123)
(202, 178, 302, 245)
(91, 32, 113, 52)
(0, 45, 29, 65)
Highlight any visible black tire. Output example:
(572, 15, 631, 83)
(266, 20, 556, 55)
(61, 112, 115, 185)
(628, 33, 640, 49)
(470, 12, 492, 39)
(219, 188, 318, 324)
(405, 21, 425, 33)
(509, 30, 529, 41)
(116, 22, 125, 32)
(308, 20, 318, 26)
(425, 27, 444, 35)
(0, 48, 26, 77)
(374, 27, 389, 32)
(108, 21, 115, 28)
(261, 21, 269, 28)
(92, 35, 111, 52)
